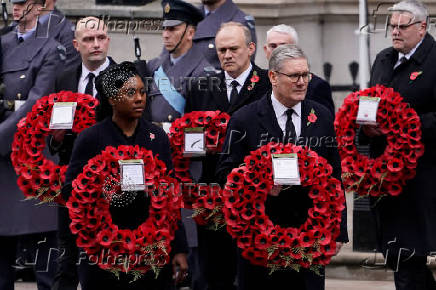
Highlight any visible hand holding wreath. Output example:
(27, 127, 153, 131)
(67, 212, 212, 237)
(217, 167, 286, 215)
(222, 142, 344, 273)
(335, 85, 424, 197)
(11, 91, 98, 204)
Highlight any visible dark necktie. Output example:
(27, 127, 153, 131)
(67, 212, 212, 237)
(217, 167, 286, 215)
(229, 80, 239, 106)
(395, 56, 407, 69)
(284, 109, 297, 144)
(18, 36, 24, 43)
(85, 72, 95, 97)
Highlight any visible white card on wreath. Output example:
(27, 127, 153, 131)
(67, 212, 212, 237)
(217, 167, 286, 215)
(49, 102, 77, 129)
(272, 153, 301, 185)
(162, 122, 172, 134)
(356, 96, 380, 125)
(14, 100, 25, 111)
(184, 127, 206, 157)
(119, 159, 145, 191)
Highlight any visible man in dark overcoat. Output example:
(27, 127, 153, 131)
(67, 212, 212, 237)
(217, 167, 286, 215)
(216, 44, 348, 290)
(363, 1, 436, 289)
(185, 21, 270, 290)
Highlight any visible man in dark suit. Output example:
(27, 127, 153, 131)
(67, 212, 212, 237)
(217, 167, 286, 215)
(193, 0, 256, 69)
(0, 0, 65, 289)
(263, 24, 335, 117)
(363, 1, 436, 289)
(185, 21, 271, 290)
(216, 44, 348, 290)
(51, 16, 114, 166)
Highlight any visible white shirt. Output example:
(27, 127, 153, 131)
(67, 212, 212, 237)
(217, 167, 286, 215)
(224, 64, 252, 102)
(394, 38, 424, 69)
(78, 58, 110, 97)
(271, 92, 302, 138)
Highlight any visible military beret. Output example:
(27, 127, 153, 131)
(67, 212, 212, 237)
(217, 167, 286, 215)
(161, 0, 204, 27)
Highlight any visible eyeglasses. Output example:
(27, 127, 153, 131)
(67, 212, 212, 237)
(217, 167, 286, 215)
(387, 21, 421, 31)
(275, 71, 312, 83)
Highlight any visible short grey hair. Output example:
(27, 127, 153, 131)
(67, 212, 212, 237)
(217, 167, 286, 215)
(269, 44, 307, 71)
(266, 24, 299, 45)
(217, 21, 252, 45)
(388, 0, 428, 22)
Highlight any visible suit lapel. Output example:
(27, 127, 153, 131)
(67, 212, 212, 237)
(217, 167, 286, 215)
(211, 72, 230, 112)
(300, 100, 310, 139)
(257, 95, 283, 139)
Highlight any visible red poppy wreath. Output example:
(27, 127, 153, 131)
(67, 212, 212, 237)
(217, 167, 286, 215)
(222, 142, 344, 273)
(67, 145, 182, 278)
(11, 91, 98, 204)
(168, 111, 230, 227)
(335, 85, 424, 197)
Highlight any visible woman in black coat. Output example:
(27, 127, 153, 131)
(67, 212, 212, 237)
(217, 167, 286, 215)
(54, 62, 188, 290)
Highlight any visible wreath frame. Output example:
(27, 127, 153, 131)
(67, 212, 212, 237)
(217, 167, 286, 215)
(168, 110, 230, 227)
(222, 142, 344, 273)
(334, 85, 424, 197)
(11, 91, 98, 204)
(67, 145, 182, 278)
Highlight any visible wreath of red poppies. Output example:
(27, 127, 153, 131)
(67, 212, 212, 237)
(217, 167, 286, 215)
(334, 85, 424, 197)
(67, 145, 182, 277)
(10, 91, 98, 204)
(222, 142, 344, 272)
(169, 111, 230, 226)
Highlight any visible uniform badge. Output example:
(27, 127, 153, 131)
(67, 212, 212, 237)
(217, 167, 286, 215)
(208, 43, 214, 49)
(164, 3, 170, 14)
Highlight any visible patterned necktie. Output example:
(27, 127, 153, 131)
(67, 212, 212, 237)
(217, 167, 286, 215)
(85, 72, 95, 97)
(284, 109, 296, 144)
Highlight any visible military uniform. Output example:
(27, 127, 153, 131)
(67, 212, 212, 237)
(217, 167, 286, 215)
(0, 26, 65, 289)
(193, 0, 257, 69)
(145, 45, 211, 122)
(36, 7, 81, 69)
(144, 0, 210, 123)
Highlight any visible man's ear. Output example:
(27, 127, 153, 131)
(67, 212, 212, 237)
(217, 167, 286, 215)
(247, 41, 256, 57)
(72, 39, 79, 52)
(268, 70, 277, 86)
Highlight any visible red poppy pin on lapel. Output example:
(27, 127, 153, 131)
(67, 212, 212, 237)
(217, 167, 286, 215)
(307, 108, 317, 126)
(247, 71, 259, 91)
(409, 71, 422, 83)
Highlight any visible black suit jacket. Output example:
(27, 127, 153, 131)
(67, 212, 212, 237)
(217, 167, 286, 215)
(307, 74, 335, 117)
(53, 58, 116, 165)
(216, 94, 348, 242)
(367, 33, 436, 255)
(185, 63, 271, 184)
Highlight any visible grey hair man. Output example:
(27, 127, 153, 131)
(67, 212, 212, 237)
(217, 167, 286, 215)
(263, 24, 335, 116)
(363, 1, 436, 289)
(216, 44, 348, 290)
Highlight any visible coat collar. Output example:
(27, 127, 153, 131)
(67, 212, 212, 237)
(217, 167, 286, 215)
(1, 30, 51, 72)
(150, 44, 206, 78)
(410, 33, 435, 65)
